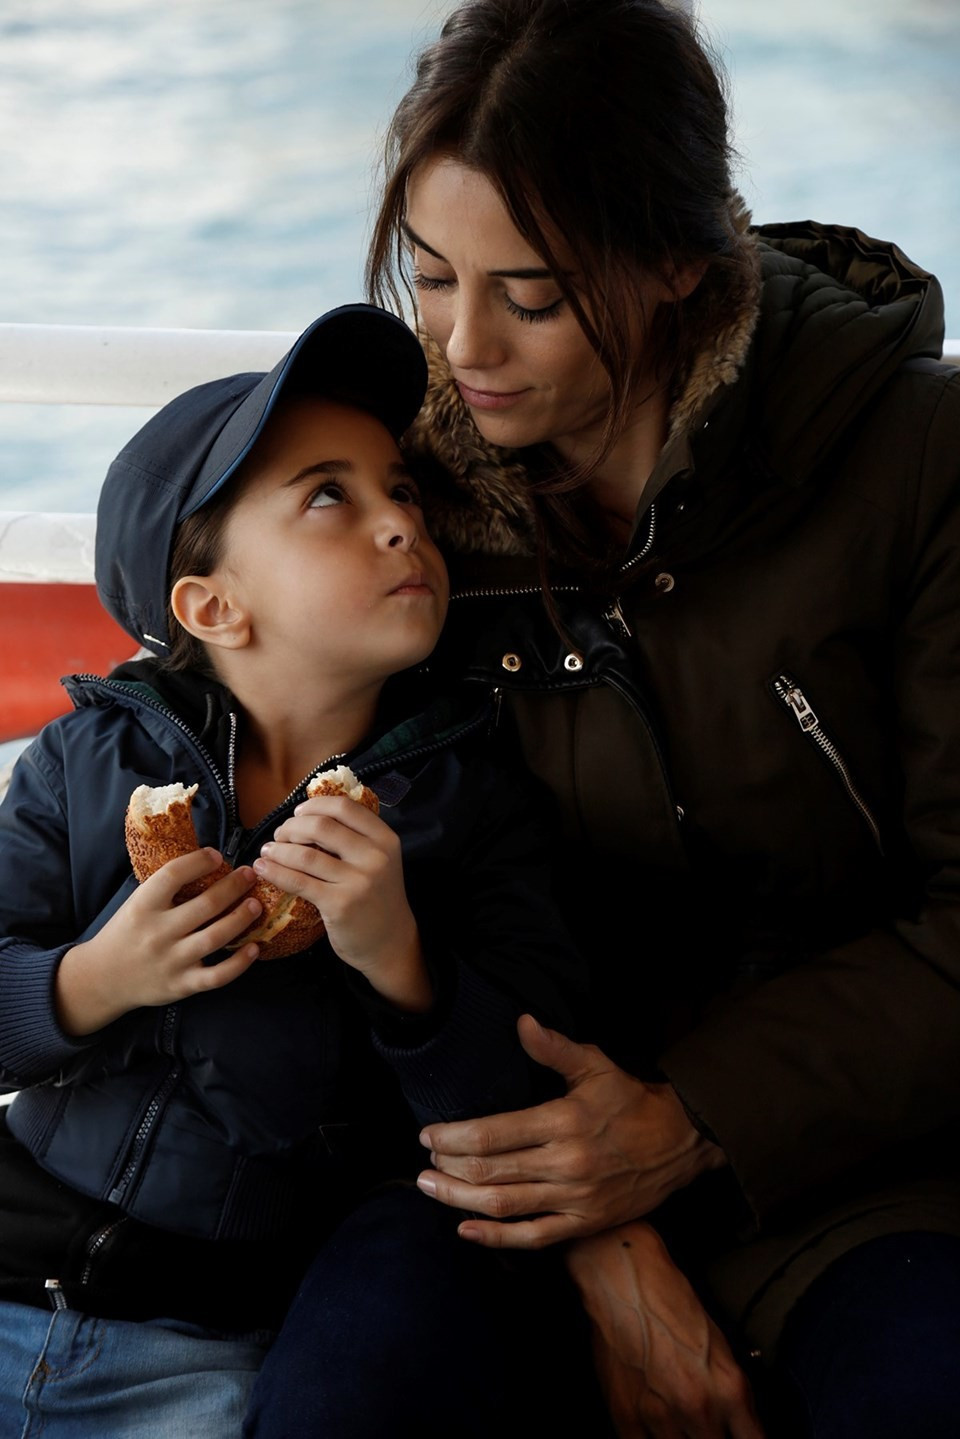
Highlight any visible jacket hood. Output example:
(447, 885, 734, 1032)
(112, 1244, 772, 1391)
(404, 222, 946, 558)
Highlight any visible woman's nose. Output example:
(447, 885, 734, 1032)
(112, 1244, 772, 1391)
(444, 294, 504, 371)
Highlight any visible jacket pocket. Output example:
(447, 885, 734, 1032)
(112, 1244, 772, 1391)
(770, 672, 883, 855)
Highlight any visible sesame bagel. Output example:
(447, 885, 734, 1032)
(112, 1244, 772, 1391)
(124, 767, 378, 960)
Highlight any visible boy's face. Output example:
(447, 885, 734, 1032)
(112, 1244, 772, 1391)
(213, 397, 449, 684)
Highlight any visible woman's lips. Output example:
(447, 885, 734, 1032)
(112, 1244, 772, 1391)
(455, 380, 530, 411)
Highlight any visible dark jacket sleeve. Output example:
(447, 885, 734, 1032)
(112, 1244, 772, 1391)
(0, 727, 101, 1085)
(660, 364, 960, 1222)
(348, 753, 588, 1125)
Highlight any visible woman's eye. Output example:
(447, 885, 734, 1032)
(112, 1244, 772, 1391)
(504, 294, 564, 324)
(412, 269, 453, 294)
(307, 482, 346, 508)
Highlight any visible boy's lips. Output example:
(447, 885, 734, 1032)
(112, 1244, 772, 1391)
(389, 571, 433, 595)
(455, 380, 530, 411)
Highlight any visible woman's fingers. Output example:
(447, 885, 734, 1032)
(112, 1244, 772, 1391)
(417, 1169, 551, 1216)
(455, 1211, 583, 1250)
(419, 1099, 564, 1158)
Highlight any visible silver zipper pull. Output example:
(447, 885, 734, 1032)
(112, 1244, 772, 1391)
(45, 1278, 68, 1311)
(603, 598, 633, 639)
(780, 680, 818, 732)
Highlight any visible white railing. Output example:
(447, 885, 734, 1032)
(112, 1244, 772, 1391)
(0, 323, 297, 409)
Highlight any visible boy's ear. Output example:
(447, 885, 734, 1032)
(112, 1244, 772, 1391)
(170, 575, 251, 651)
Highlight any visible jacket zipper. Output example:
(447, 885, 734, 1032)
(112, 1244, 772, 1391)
(72, 674, 237, 833)
(108, 1007, 180, 1205)
(603, 503, 657, 639)
(81, 1216, 128, 1286)
(449, 505, 657, 643)
(44, 1278, 68, 1311)
(771, 674, 883, 855)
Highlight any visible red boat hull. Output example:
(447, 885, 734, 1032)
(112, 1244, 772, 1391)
(1, 583, 136, 742)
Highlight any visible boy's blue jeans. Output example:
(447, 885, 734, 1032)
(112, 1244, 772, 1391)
(0, 1304, 268, 1438)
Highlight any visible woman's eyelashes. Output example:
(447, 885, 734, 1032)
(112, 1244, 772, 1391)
(411, 267, 563, 324)
(503, 294, 563, 324)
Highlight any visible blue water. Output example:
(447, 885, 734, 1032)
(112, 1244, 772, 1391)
(2, 0, 958, 518)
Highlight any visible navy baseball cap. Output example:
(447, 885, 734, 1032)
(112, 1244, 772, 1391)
(95, 303, 428, 654)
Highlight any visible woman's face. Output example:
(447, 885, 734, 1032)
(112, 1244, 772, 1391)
(404, 157, 630, 461)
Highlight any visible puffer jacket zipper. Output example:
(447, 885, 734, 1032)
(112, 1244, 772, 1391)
(771, 673, 883, 854)
(108, 1006, 180, 1204)
(70, 678, 239, 1206)
(72, 673, 237, 833)
(81, 1216, 129, 1286)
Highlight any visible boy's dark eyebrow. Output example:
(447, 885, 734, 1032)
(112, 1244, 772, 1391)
(284, 459, 412, 487)
(401, 220, 554, 281)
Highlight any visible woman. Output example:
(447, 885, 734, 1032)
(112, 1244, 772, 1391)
(248, 2, 960, 1435)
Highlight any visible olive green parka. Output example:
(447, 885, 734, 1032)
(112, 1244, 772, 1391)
(403, 221, 960, 1357)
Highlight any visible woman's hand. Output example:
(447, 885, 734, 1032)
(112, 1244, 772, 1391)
(56, 849, 264, 1034)
(254, 794, 432, 1012)
(416, 1015, 725, 1247)
(566, 1223, 766, 1439)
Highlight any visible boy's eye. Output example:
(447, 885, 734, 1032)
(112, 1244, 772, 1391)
(307, 482, 346, 508)
(392, 481, 422, 505)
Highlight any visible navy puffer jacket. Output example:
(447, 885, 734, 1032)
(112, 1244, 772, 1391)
(0, 662, 583, 1241)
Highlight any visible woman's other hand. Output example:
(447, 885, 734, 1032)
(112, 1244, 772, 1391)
(416, 1015, 726, 1247)
(566, 1223, 766, 1439)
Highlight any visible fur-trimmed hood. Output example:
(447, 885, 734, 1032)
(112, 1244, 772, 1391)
(403, 221, 946, 560)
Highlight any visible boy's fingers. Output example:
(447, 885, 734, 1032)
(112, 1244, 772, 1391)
(285, 796, 384, 840)
(143, 846, 230, 901)
(190, 893, 263, 949)
(185, 940, 262, 992)
(179, 869, 263, 938)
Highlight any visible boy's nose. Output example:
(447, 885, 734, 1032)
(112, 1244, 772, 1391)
(379, 508, 418, 550)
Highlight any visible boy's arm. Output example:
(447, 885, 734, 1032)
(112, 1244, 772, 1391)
(352, 757, 588, 1124)
(0, 737, 105, 1084)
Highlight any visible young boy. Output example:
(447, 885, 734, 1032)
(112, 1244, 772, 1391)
(0, 305, 583, 1435)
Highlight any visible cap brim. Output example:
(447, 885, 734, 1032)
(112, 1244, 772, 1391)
(179, 304, 427, 520)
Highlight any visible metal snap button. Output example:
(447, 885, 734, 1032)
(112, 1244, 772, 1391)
(654, 572, 675, 593)
(501, 653, 522, 672)
(563, 652, 584, 672)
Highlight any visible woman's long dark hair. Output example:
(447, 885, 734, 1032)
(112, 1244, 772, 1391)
(366, 0, 757, 573)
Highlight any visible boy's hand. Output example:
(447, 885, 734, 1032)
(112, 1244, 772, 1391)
(254, 795, 432, 1012)
(56, 849, 263, 1035)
